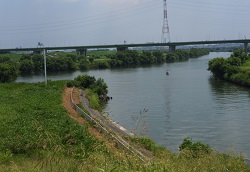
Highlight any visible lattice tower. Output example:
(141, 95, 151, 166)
(161, 0, 170, 43)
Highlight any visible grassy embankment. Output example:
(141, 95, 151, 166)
(0, 81, 249, 171)
(240, 58, 250, 73)
(231, 57, 250, 87)
(208, 50, 250, 87)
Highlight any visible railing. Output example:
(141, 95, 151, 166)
(70, 87, 147, 162)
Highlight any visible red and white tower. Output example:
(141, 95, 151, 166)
(162, 0, 170, 43)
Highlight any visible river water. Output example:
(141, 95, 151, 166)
(16, 52, 250, 161)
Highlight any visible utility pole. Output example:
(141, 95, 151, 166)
(43, 49, 47, 85)
(161, 0, 170, 43)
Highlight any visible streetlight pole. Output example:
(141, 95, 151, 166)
(43, 49, 47, 85)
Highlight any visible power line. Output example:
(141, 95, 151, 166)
(0, 1, 160, 31)
(174, 0, 250, 9)
(169, 2, 250, 16)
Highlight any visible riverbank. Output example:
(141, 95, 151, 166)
(0, 48, 209, 83)
(208, 49, 250, 87)
(0, 81, 249, 171)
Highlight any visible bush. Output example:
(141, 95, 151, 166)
(19, 60, 34, 74)
(74, 74, 108, 96)
(79, 59, 90, 70)
(179, 138, 212, 158)
(66, 80, 80, 88)
(0, 150, 13, 164)
(91, 61, 110, 69)
(74, 74, 96, 88)
(208, 58, 227, 77)
(0, 62, 19, 83)
(0, 56, 11, 63)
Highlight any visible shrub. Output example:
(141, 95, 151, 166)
(91, 61, 110, 69)
(0, 150, 13, 164)
(74, 74, 96, 88)
(79, 59, 90, 70)
(66, 80, 80, 88)
(0, 62, 19, 83)
(131, 137, 165, 155)
(179, 138, 212, 158)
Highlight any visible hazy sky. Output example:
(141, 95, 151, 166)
(0, 0, 250, 48)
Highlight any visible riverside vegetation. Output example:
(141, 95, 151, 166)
(0, 78, 249, 171)
(0, 49, 249, 171)
(208, 49, 250, 87)
(0, 48, 208, 82)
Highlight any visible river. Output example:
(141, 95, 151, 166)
(16, 52, 250, 162)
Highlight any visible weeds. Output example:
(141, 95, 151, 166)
(179, 137, 212, 158)
(0, 81, 249, 171)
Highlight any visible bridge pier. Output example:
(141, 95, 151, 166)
(169, 45, 176, 53)
(117, 46, 128, 51)
(244, 43, 248, 54)
(76, 48, 87, 56)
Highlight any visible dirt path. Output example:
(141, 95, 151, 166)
(62, 87, 104, 139)
(62, 87, 85, 125)
(79, 90, 134, 137)
(62, 87, 152, 161)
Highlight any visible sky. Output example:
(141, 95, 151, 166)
(0, 0, 250, 48)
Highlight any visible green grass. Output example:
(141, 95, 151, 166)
(85, 88, 102, 111)
(47, 50, 116, 59)
(0, 53, 23, 61)
(240, 58, 250, 72)
(0, 81, 99, 156)
(0, 81, 249, 171)
(87, 50, 116, 58)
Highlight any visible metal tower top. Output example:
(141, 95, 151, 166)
(161, 0, 170, 43)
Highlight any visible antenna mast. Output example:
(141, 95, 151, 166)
(162, 0, 170, 43)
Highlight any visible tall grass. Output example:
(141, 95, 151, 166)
(85, 88, 102, 111)
(0, 81, 249, 171)
(0, 81, 104, 161)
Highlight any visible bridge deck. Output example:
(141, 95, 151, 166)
(0, 39, 249, 52)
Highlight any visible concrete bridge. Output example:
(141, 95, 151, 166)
(0, 39, 249, 55)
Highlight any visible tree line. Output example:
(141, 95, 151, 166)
(0, 48, 209, 83)
(79, 48, 209, 70)
(208, 49, 250, 87)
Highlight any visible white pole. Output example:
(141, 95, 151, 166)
(43, 49, 47, 85)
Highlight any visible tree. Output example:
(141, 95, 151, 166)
(166, 53, 178, 63)
(63, 57, 76, 71)
(91, 78, 108, 96)
(19, 60, 34, 74)
(227, 56, 242, 66)
(140, 51, 154, 64)
(20, 54, 32, 61)
(208, 58, 227, 77)
(66, 54, 78, 62)
(0, 62, 19, 83)
(79, 59, 90, 70)
(127, 50, 140, 65)
(32, 54, 44, 72)
(153, 50, 164, 63)
(74, 74, 96, 88)
(91, 61, 110, 69)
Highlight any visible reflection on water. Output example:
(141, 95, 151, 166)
(16, 52, 250, 163)
(208, 76, 250, 161)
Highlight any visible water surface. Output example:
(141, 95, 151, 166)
(16, 52, 250, 162)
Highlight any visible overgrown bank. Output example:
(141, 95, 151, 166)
(208, 49, 250, 87)
(0, 80, 249, 171)
(0, 48, 209, 82)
